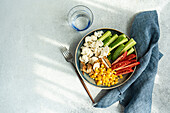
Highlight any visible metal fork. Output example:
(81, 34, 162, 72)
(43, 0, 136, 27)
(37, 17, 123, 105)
(61, 47, 95, 104)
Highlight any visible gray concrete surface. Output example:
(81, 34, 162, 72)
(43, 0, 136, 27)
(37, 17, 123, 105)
(0, 0, 169, 113)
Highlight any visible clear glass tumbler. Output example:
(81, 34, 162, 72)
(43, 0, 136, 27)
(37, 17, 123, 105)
(68, 5, 93, 31)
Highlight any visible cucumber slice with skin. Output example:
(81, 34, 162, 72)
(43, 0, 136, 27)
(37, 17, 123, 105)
(107, 49, 115, 61)
(107, 54, 112, 60)
(109, 34, 128, 52)
(127, 48, 135, 56)
(98, 31, 112, 41)
(104, 34, 118, 47)
(120, 38, 136, 55)
(112, 44, 125, 61)
(103, 36, 112, 46)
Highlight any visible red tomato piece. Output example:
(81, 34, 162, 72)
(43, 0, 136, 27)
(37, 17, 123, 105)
(111, 60, 131, 70)
(115, 68, 133, 76)
(123, 54, 136, 61)
(112, 51, 127, 65)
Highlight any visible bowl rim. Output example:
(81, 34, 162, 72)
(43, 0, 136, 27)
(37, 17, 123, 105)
(75, 28, 137, 89)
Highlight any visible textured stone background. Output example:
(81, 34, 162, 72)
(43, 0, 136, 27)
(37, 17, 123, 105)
(0, 0, 169, 113)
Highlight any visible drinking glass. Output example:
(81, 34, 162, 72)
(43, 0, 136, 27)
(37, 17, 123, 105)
(68, 5, 93, 31)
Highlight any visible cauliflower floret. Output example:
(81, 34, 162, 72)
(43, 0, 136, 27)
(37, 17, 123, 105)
(91, 35, 97, 41)
(98, 30, 104, 35)
(99, 46, 110, 57)
(90, 42, 95, 48)
(81, 46, 93, 57)
(85, 36, 92, 43)
(94, 31, 104, 37)
(93, 62, 100, 70)
(79, 55, 89, 63)
(88, 51, 94, 57)
(83, 42, 90, 47)
(95, 48, 102, 57)
(81, 47, 89, 54)
(80, 30, 107, 64)
(96, 40, 103, 47)
(92, 47, 98, 54)
(89, 56, 98, 64)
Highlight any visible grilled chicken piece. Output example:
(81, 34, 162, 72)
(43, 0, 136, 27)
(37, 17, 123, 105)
(89, 70, 94, 76)
(101, 56, 111, 68)
(103, 56, 111, 67)
(86, 63, 93, 74)
(80, 62, 87, 73)
(93, 62, 100, 70)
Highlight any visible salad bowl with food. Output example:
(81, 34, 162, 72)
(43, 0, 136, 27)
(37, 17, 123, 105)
(75, 28, 140, 89)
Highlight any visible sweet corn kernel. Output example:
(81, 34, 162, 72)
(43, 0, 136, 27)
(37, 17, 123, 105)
(111, 82, 115, 85)
(105, 78, 109, 82)
(99, 72, 103, 75)
(94, 73, 98, 76)
(119, 75, 123, 79)
(112, 70, 116, 74)
(95, 71, 99, 74)
(109, 81, 112, 84)
(97, 76, 102, 80)
(106, 70, 110, 74)
(100, 69, 104, 72)
(112, 75, 117, 77)
(102, 75, 106, 79)
(108, 83, 111, 87)
(101, 64, 105, 68)
(99, 68, 102, 70)
(95, 69, 99, 72)
(97, 80, 102, 85)
(105, 73, 109, 76)
(95, 67, 99, 71)
(108, 68, 112, 72)
(108, 52, 111, 56)
(109, 78, 112, 81)
(106, 71, 110, 74)
(90, 74, 93, 77)
(115, 81, 118, 84)
(115, 79, 118, 82)
(102, 68, 106, 71)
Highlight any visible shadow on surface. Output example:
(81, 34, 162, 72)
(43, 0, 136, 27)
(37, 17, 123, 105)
(94, 89, 110, 103)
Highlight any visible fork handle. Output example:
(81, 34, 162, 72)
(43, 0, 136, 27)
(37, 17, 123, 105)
(71, 63, 95, 104)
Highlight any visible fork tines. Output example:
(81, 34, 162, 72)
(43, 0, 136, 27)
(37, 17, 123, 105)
(61, 47, 73, 62)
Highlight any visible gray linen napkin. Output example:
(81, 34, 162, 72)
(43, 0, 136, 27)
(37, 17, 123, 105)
(94, 10, 163, 113)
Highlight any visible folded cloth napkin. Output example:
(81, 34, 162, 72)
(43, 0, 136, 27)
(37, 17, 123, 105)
(94, 10, 163, 113)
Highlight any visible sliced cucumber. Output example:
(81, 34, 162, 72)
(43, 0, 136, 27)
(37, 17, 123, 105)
(107, 54, 112, 61)
(109, 34, 128, 52)
(98, 31, 112, 41)
(112, 44, 125, 61)
(104, 34, 118, 47)
(103, 36, 112, 46)
(120, 38, 136, 55)
(127, 48, 135, 55)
